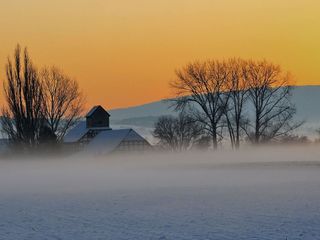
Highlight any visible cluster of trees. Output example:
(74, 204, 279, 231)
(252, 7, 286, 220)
(154, 58, 302, 151)
(1, 45, 84, 152)
(153, 112, 211, 151)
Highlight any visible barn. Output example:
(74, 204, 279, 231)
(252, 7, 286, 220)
(63, 105, 152, 154)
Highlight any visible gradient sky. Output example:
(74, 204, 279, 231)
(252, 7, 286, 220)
(0, 0, 319, 109)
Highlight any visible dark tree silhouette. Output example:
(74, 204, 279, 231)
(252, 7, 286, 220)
(1, 45, 44, 150)
(171, 60, 229, 150)
(244, 60, 301, 143)
(153, 113, 205, 151)
(1, 45, 85, 152)
(171, 59, 301, 149)
(38, 124, 57, 146)
(224, 59, 250, 149)
(41, 66, 84, 141)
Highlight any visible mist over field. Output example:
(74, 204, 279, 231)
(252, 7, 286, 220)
(0, 146, 320, 240)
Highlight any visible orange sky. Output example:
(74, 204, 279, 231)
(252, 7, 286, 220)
(0, 0, 319, 109)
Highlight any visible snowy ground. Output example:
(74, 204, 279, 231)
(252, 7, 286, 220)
(0, 146, 320, 240)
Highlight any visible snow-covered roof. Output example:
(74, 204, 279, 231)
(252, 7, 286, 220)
(86, 129, 145, 154)
(124, 129, 146, 141)
(63, 121, 88, 143)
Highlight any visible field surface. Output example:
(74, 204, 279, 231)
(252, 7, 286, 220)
(0, 147, 320, 240)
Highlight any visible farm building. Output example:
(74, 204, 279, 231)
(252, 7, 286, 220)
(64, 105, 152, 154)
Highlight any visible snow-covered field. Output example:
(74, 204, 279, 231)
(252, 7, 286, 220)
(0, 146, 320, 240)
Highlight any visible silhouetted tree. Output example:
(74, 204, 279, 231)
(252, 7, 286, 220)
(224, 59, 250, 149)
(153, 113, 205, 151)
(171, 60, 229, 149)
(243, 60, 301, 143)
(1, 45, 85, 153)
(1, 45, 44, 150)
(171, 59, 302, 149)
(41, 66, 84, 141)
(39, 124, 57, 146)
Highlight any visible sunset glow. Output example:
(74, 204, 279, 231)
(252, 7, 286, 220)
(0, 0, 319, 109)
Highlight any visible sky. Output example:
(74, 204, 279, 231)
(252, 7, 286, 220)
(0, 0, 319, 109)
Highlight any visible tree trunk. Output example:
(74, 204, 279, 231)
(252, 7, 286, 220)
(212, 131, 218, 150)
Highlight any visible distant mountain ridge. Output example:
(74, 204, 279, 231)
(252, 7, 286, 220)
(109, 86, 320, 128)
(109, 100, 175, 121)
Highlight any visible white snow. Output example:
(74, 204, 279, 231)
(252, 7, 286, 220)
(0, 146, 320, 240)
(86, 129, 131, 154)
(63, 121, 88, 143)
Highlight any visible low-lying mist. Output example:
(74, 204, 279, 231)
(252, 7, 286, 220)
(0, 145, 319, 194)
(0, 147, 320, 194)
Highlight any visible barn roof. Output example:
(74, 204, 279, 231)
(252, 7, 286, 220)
(86, 105, 110, 117)
(86, 129, 145, 154)
(63, 121, 88, 143)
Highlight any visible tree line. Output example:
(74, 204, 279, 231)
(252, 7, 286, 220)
(153, 58, 302, 151)
(0, 45, 306, 154)
(1, 44, 84, 152)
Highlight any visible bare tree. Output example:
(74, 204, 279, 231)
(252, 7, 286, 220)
(224, 59, 250, 149)
(244, 60, 301, 143)
(171, 60, 230, 149)
(1, 44, 44, 149)
(40, 66, 84, 141)
(153, 112, 205, 151)
(153, 116, 176, 150)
